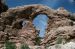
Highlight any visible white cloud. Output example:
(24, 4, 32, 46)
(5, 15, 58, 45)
(69, 0, 74, 3)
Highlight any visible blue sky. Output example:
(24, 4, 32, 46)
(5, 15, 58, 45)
(6, 0, 75, 37)
(33, 14, 48, 37)
(6, 0, 75, 12)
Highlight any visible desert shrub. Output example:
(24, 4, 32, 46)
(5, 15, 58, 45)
(45, 44, 51, 49)
(36, 47, 41, 49)
(55, 44, 61, 49)
(21, 44, 30, 49)
(5, 41, 16, 49)
(35, 36, 41, 45)
(56, 36, 62, 44)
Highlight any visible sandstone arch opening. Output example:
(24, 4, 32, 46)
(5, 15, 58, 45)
(33, 14, 49, 38)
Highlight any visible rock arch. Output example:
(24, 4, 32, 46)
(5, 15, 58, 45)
(0, 4, 56, 29)
(3, 4, 54, 19)
(0, 4, 74, 46)
(5, 5, 71, 32)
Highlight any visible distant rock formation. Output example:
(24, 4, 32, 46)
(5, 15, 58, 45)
(0, 0, 8, 14)
(0, 4, 75, 49)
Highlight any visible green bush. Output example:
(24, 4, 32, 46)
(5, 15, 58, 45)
(35, 36, 41, 45)
(56, 36, 62, 44)
(5, 41, 16, 49)
(21, 44, 30, 49)
(55, 44, 61, 49)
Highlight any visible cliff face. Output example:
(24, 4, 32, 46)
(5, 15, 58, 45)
(0, 4, 75, 49)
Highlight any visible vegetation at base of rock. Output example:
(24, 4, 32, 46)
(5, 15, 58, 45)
(35, 36, 41, 45)
(55, 44, 61, 49)
(56, 36, 62, 44)
(5, 41, 30, 49)
(21, 44, 30, 49)
(36, 47, 41, 49)
(5, 41, 16, 49)
(45, 44, 51, 49)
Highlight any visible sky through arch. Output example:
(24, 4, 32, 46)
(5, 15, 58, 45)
(33, 14, 48, 37)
